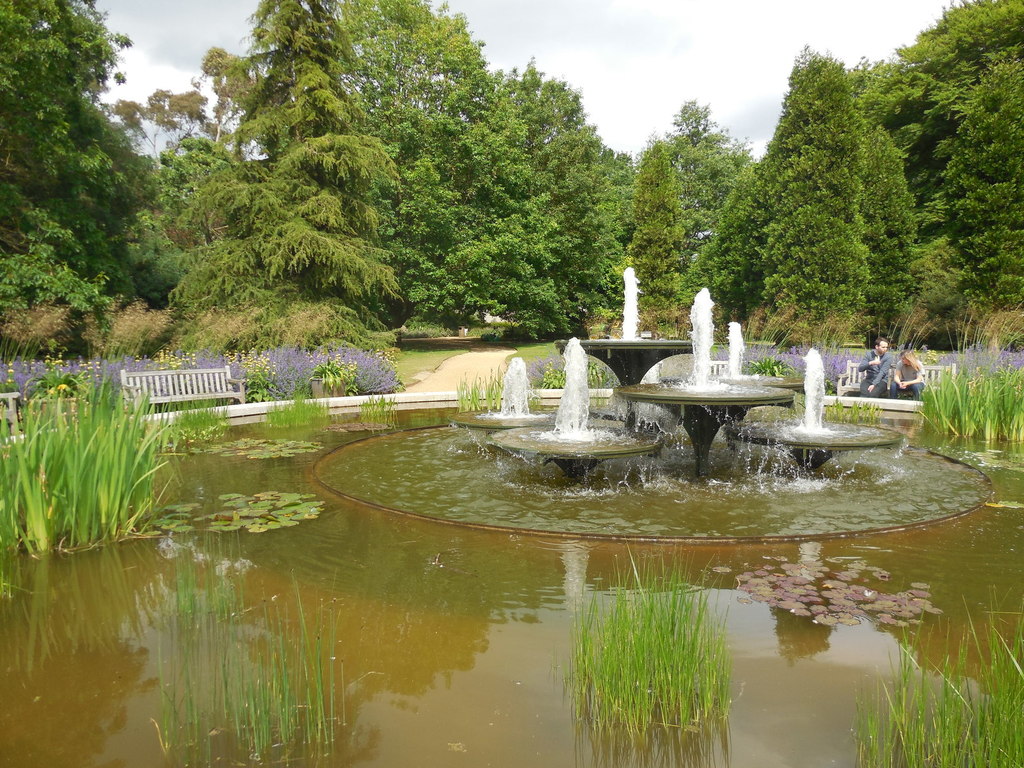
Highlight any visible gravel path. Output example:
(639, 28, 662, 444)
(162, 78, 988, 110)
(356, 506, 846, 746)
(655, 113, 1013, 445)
(403, 347, 516, 392)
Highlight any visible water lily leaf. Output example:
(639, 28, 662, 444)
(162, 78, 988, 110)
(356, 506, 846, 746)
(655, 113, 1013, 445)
(247, 524, 269, 533)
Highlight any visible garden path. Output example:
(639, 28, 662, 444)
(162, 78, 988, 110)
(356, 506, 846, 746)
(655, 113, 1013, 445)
(403, 342, 515, 392)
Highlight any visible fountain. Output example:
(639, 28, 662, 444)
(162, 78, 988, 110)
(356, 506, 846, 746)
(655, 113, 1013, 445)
(317, 288, 990, 540)
(449, 357, 554, 431)
(726, 348, 903, 469)
(558, 269, 693, 386)
(488, 339, 661, 478)
(728, 321, 745, 379)
(617, 289, 795, 477)
(622, 267, 639, 341)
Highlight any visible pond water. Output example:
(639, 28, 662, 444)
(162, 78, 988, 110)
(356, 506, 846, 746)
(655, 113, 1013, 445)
(1, 407, 1022, 767)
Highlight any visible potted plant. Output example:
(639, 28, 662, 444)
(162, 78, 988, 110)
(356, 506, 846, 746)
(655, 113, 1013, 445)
(310, 359, 358, 398)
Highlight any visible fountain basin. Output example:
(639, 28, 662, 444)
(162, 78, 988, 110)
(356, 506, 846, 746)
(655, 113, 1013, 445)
(727, 420, 904, 469)
(313, 428, 992, 541)
(450, 411, 555, 432)
(559, 339, 694, 386)
(489, 425, 661, 478)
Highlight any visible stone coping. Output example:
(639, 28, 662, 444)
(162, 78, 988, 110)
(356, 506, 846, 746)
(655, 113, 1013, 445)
(150, 389, 919, 423)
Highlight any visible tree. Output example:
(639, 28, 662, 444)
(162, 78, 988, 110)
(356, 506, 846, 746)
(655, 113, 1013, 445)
(0, 0, 149, 315)
(858, 124, 918, 323)
(627, 140, 684, 314)
(112, 88, 209, 155)
(665, 102, 751, 270)
(171, 0, 398, 349)
(862, 0, 1024, 237)
(945, 58, 1024, 307)
(757, 49, 869, 318)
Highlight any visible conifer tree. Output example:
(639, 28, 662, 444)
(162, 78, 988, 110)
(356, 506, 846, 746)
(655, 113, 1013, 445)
(627, 140, 684, 314)
(172, 0, 397, 348)
(757, 49, 869, 318)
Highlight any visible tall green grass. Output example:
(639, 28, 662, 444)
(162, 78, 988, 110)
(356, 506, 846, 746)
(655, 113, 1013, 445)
(165, 406, 229, 449)
(568, 563, 731, 736)
(825, 399, 882, 424)
(159, 558, 341, 765)
(922, 368, 1024, 442)
(359, 395, 396, 426)
(0, 391, 168, 553)
(265, 397, 330, 429)
(456, 374, 503, 412)
(856, 616, 1024, 767)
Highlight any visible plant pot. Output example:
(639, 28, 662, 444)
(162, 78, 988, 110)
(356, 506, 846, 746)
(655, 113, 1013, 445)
(310, 378, 347, 398)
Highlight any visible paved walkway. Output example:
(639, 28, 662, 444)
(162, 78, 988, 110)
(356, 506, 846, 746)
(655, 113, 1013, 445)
(403, 345, 516, 392)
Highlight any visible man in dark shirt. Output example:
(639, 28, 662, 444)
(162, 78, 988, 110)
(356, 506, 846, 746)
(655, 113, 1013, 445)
(857, 337, 892, 398)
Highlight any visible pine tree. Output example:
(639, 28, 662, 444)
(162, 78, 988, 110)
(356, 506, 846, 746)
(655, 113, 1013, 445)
(172, 0, 397, 348)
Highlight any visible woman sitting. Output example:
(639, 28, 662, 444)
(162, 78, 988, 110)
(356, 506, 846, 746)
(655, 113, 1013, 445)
(890, 350, 925, 399)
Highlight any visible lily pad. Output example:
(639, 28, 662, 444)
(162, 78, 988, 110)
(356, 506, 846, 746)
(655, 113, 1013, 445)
(199, 438, 323, 459)
(152, 491, 325, 535)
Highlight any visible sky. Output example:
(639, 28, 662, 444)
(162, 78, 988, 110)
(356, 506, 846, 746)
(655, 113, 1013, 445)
(95, 0, 953, 157)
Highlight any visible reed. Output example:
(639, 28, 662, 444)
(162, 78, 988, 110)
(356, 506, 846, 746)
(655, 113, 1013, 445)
(160, 558, 342, 765)
(922, 368, 1024, 442)
(265, 397, 330, 429)
(824, 400, 882, 424)
(456, 374, 503, 412)
(359, 395, 396, 426)
(856, 616, 1024, 767)
(0, 389, 168, 553)
(568, 562, 731, 736)
(165, 406, 229, 448)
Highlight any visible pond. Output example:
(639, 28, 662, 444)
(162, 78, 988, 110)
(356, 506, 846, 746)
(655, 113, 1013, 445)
(1, 406, 1022, 767)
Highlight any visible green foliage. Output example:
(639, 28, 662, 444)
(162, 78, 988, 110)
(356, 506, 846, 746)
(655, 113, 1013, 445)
(665, 101, 751, 281)
(171, 0, 398, 348)
(358, 395, 396, 427)
(0, 0, 150, 313)
(311, 359, 358, 396)
(856, 618, 1024, 767)
(945, 58, 1024, 308)
(165, 407, 229, 449)
(824, 400, 881, 425)
(922, 368, 1024, 442)
(0, 391, 168, 553)
(27, 365, 91, 399)
(569, 563, 731, 735)
(628, 141, 684, 312)
(159, 561, 340, 764)
(456, 375, 503, 412)
(265, 398, 330, 429)
(746, 357, 795, 378)
(759, 49, 870, 317)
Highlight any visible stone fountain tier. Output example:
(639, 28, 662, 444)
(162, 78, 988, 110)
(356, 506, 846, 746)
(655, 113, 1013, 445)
(556, 339, 694, 386)
(450, 411, 555, 432)
(663, 374, 805, 392)
(725, 421, 905, 470)
(616, 383, 795, 477)
(489, 426, 662, 479)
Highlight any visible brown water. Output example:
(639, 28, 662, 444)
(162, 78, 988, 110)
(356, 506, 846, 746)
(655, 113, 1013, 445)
(1, 408, 1022, 768)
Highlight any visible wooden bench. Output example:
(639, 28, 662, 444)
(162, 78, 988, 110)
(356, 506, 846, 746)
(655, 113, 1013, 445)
(1, 391, 19, 432)
(120, 366, 245, 406)
(835, 360, 957, 397)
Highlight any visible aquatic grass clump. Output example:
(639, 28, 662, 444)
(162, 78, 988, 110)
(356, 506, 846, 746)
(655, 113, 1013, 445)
(0, 391, 167, 553)
(159, 558, 342, 765)
(456, 374, 503, 412)
(359, 395, 396, 426)
(922, 368, 1024, 442)
(165, 405, 229, 448)
(265, 397, 330, 429)
(569, 564, 731, 735)
(856, 617, 1024, 767)
(825, 399, 882, 424)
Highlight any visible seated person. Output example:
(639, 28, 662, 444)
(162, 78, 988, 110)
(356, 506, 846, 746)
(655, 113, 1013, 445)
(890, 349, 925, 399)
(857, 337, 893, 398)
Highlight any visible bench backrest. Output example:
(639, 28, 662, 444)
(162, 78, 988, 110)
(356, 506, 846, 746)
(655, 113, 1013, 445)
(120, 366, 234, 400)
(841, 360, 957, 384)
